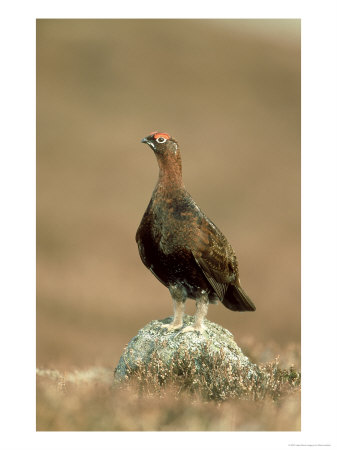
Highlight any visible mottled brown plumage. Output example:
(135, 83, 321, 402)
(136, 132, 255, 333)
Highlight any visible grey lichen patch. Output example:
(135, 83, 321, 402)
(114, 315, 257, 383)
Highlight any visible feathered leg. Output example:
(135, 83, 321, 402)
(162, 285, 186, 331)
(181, 291, 209, 333)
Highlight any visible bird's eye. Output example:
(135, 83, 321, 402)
(156, 137, 167, 143)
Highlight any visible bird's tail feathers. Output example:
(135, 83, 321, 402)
(221, 283, 256, 312)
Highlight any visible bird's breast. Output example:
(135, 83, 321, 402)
(151, 198, 203, 251)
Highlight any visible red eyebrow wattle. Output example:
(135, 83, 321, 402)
(153, 132, 170, 140)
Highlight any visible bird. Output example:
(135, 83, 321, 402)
(136, 131, 256, 333)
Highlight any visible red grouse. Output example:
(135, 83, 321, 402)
(136, 132, 256, 333)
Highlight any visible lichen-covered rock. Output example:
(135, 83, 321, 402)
(114, 315, 257, 383)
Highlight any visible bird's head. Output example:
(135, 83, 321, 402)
(141, 132, 183, 185)
(141, 132, 179, 156)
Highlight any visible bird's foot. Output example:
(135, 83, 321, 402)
(179, 324, 205, 334)
(161, 322, 183, 332)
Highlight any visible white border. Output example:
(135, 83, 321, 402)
(0, 1, 336, 449)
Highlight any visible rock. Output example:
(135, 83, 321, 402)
(114, 315, 257, 384)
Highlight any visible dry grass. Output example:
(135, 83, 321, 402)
(124, 352, 300, 403)
(37, 343, 300, 431)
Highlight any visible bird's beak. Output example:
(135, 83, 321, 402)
(141, 136, 156, 150)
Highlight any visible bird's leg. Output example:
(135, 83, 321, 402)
(162, 285, 186, 331)
(181, 291, 209, 333)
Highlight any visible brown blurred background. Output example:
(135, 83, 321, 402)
(37, 19, 300, 370)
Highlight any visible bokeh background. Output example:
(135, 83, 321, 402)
(37, 19, 300, 370)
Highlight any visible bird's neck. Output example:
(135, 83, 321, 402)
(156, 152, 184, 189)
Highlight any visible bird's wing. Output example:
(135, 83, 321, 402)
(192, 219, 238, 301)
